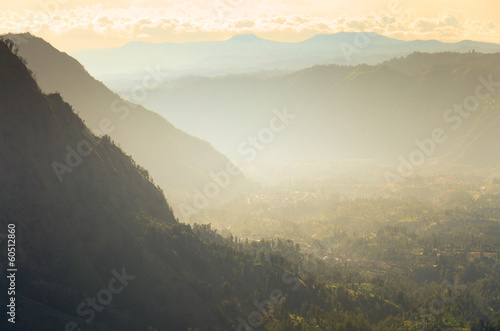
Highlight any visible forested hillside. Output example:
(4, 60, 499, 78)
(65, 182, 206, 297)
(0, 38, 328, 331)
(4, 33, 254, 216)
(1, 35, 500, 331)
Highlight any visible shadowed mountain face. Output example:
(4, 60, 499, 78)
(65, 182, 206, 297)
(4, 33, 254, 217)
(69, 32, 500, 84)
(3, 26, 500, 331)
(119, 52, 500, 180)
(0, 39, 327, 331)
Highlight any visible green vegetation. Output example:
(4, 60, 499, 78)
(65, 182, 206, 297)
(191, 177, 500, 330)
(1, 37, 500, 330)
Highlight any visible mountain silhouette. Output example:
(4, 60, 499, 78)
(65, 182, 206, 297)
(5, 33, 254, 218)
(136, 51, 500, 179)
(70, 32, 500, 80)
(0, 37, 326, 331)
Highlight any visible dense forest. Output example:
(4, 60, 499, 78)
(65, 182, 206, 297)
(0, 38, 325, 330)
(191, 176, 500, 330)
(1, 33, 500, 330)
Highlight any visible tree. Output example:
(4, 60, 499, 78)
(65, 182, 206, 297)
(0, 38, 18, 55)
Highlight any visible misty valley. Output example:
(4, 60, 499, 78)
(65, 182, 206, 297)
(1, 27, 500, 331)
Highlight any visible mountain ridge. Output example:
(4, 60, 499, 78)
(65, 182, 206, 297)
(90, 32, 500, 48)
(131, 51, 500, 180)
(69, 32, 500, 80)
(4, 33, 254, 219)
(0, 39, 330, 330)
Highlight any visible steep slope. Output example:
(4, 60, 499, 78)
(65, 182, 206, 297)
(0, 40, 323, 330)
(4, 33, 253, 218)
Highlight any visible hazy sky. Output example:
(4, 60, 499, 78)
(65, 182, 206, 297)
(1, 0, 499, 50)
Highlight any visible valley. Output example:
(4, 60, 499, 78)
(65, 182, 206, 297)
(1, 10, 500, 329)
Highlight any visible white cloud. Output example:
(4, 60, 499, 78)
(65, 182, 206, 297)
(0, 5, 499, 50)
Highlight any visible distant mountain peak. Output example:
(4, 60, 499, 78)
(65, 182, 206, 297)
(227, 33, 265, 43)
(302, 32, 402, 45)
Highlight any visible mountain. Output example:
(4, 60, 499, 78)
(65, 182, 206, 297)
(0, 38, 333, 330)
(299, 32, 404, 48)
(69, 32, 500, 85)
(121, 52, 500, 180)
(2, 37, 500, 331)
(4, 33, 254, 219)
(227, 33, 272, 44)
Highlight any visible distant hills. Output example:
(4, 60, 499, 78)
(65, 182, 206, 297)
(0, 37, 328, 330)
(11, 32, 500, 184)
(5, 33, 254, 217)
(129, 52, 500, 180)
(69, 32, 500, 87)
(2, 32, 500, 330)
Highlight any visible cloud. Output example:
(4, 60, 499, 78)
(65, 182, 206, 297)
(0, 5, 499, 50)
(234, 19, 255, 29)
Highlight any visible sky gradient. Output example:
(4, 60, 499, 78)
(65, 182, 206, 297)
(1, 0, 499, 51)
